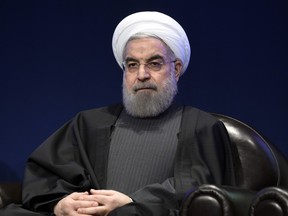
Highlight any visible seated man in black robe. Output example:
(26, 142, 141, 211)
(1, 11, 238, 216)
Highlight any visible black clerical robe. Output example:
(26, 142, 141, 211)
(1, 104, 238, 216)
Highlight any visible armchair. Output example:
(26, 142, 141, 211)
(180, 113, 288, 216)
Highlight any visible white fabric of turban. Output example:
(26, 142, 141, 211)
(112, 11, 191, 76)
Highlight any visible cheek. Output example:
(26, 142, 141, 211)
(152, 73, 169, 87)
(124, 73, 136, 89)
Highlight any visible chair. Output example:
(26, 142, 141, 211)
(180, 113, 288, 216)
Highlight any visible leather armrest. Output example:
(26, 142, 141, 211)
(180, 184, 255, 216)
(0, 182, 22, 208)
(250, 187, 288, 216)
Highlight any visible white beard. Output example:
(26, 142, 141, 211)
(122, 72, 178, 118)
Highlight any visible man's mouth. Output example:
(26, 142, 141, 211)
(133, 84, 157, 92)
(136, 87, 155, 91)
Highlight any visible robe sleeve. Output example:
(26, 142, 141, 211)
(22, 117, 93, 213)
(21, 105, 121, 214)
(173, 108, 237, 198)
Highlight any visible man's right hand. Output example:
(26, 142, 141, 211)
(53, 192, 99, 216)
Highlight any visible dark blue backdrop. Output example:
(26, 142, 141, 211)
(1, 0, 287, 181)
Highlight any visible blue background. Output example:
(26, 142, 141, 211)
(1, 0, 287, 181)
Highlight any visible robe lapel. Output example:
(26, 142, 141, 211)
(174, 106, 199, 199)
(88, 106, 123, 189)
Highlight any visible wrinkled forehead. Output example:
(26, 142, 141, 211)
(123, 35, 175, 60)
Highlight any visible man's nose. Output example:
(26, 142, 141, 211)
(137, 65, 151, 81)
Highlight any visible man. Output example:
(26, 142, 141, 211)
(1, 11, 238, 216)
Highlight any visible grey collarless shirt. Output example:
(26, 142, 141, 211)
(106, 105, 183, 194)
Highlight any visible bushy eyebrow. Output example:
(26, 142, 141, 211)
(147, 54, 164, 62)
(124, 54, 164, 63)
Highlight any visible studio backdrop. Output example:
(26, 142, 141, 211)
(0, 0, 287, 181)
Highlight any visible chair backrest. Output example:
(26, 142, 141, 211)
(212, 113, 281, 190)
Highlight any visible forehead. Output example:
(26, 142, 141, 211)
(123, 37, 170, 60)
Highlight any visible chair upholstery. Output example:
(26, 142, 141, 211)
(250, 187, 288, 216)
(181, 184, 256, 216)
(0, 182, 21, 208)
(180, 113, 288, 216)
(214, 113, 284, 189)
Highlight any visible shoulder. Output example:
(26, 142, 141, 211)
(78, 103, 123, 117)
(74, 103, 123, 124)
(183, 106, 220, 124)
(182, 106, 227, 134)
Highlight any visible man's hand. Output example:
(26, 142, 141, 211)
(54, 191, 99, 216)
(76, 189, 133, 216)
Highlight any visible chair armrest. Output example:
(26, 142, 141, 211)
(250, 187, 288, 216)
(0, 182, 22, 208)
(180, 184, 255, 216)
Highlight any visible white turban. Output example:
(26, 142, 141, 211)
(112, 11, 191, 76)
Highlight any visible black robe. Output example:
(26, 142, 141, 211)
(1, 104, 238, 216)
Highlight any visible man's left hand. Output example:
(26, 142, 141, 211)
(76, 189, 133, 216)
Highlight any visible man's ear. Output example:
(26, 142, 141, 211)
(174, 59, 183, 81)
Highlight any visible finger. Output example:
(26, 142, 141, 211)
(77, 194, 108, 206)
(89, 190, 132, 205)
(77, 206, 106, 215)
(69, 191, 90, 200)
(77, 213, 93, 216)
(74, 200, 99, 209)
(77, 193, 104, 202)
(90, 189, 115, 195)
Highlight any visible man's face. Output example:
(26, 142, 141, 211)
(122, 37, 182, 117)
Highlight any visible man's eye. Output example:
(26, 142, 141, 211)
(127, 63, 138, 68)
(149, 61, 161, 67)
